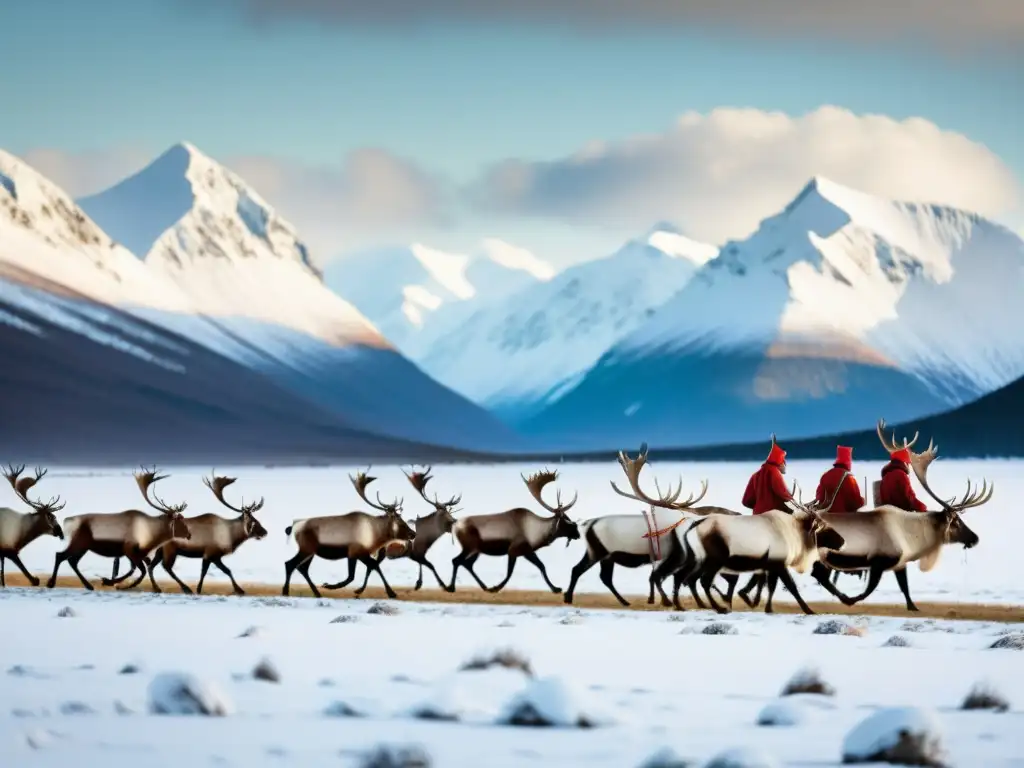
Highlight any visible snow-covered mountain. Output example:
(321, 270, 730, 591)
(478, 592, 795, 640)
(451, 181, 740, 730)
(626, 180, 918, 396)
(519, 176, 1024, 451)
(406, 226, 720, 418)
(324, 238, 554, 349)
(0, 145, 522, 460)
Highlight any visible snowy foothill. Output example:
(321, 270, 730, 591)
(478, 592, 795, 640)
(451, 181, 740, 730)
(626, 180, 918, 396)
(2, 586, 1022, 767)
(9, 459, 1023, 607)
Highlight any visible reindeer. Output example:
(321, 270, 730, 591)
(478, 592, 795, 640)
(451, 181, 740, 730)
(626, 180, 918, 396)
(583, 444, 748, 611)
(447, 469, 580, 594)
(282, 468, 415, 599)
(809, 419, 992, 612)
(668, 477, 848, 615)
(348, 466, 459, 595)
(0, 465, 65, 587)
(563, 447, 713, 607)
(46, 467, 191, 591)
(142, 473, 268, 595)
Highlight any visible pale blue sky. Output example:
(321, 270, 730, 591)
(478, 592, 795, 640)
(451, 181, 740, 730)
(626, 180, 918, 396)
(2, 0, 1021, 265)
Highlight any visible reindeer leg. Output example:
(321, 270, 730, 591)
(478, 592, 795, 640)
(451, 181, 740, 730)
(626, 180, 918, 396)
(738, 574, 762, 607)
(159, 551, 191, 594)
(522, 551, 561, 593)
(67, 553, 94, 591)
(564, 551, 598, 604)
(353, 553, 381, 596)
(836, 564, 886, 606)
(892, 567, 919, 612)
(282, 552, 310, 596)
(191, 559, 212, 595)
(47, 550, 68, 589)
(211, 557, 242, 595)
(0, 556, 5, 587)
(416, 555, 449, 592)
(360, 554, 398, 599)
(775, 566, 815, 615)
(716, 574, 739, 608)
(414, 561, 424, 591)
(7, 554, 39, 588)
(810, 562, 857, 604)
(453, 551, 490, 592)
(296, 555, 321, 598)
(700, 566, 728, 614)
(763, 571, 781, 614)
(322, 556, 360, 591)
(119, 553, 151, 591)
(487, 556, 519, 593)
(598, 560, 630, 607)
(104, 558, 140, 586)
(111, 557, 120, 583)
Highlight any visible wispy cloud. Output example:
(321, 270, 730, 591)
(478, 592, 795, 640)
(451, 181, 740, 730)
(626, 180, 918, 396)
(220, 0, 1024, 53)
(467, 106, 1021, 245)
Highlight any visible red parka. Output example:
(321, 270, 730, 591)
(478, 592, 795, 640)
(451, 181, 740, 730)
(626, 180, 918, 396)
(815, 466, 865, 512)
(742, 461, 793, 515)
(878, 460, 927, 512)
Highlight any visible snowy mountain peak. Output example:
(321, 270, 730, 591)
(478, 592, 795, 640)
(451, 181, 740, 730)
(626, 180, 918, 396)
(77, 144, 386, 348)
(82, 142, 318, 278)
(0, 148, 120, 255)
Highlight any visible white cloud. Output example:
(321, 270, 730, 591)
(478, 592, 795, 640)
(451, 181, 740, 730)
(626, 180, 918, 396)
(470, 106, 1022, 245)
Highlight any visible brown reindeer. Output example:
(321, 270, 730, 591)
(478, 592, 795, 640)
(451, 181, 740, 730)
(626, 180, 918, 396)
(47, 467, 192, 591)
(348, 466, 460, 595)
(144, 473, 268, 595)
(283, 468, 415, 599)
(0, 465, 65, 587)
(447, 469, 580, 594)
(810, 419, 992, 611)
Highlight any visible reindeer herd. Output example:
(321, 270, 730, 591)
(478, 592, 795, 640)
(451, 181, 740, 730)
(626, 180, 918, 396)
(0, 419, 994, 616)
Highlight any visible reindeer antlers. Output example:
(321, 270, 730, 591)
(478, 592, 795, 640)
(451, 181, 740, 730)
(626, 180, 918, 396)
(134, 465, 187, 515)
(3, 463, 65, 514)
(610, 443, 709, 510)
(876, 418, 919, 456)
(203, 471, 264, 514)
(522, 468, 578, 516)
(905, 441, 994, 515)
(350, 467, 403, 513)
(402, 465, 461, 509)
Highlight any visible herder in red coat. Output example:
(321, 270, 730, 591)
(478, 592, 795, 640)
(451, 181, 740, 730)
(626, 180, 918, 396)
(815, 445, 864, 513)
(878, 447, 928, 511)
(742, 436, 794, 515)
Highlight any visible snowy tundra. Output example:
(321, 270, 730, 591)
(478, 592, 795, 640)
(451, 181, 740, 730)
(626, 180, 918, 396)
(1, 587, 1022, 767)
(5, 459, 1020, 606)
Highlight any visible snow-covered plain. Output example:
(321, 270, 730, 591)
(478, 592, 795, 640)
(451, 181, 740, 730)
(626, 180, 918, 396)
(2, 586, 1022, 767)
(9, 459, 1021, 606)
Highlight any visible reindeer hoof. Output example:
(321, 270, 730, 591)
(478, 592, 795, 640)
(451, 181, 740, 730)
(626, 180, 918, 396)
(46, 580, 56, 589)
(562, 593, 573, 604)
(83, 583, 94, 591)
(444, 585, 456, 593)
(233, 588, 245, 596)
(179, 586, 192, 595)
(907, 604, 920, 612)
(28, 577, 40, 587)
(413, 582, 423, 591)
(101, 578, 114, 587)
(550, 586, 563, 594)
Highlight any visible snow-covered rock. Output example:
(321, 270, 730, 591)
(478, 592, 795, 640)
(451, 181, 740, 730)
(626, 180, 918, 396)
(406, 666, 532, 724)
(410, 225, 718, 417)
(325, 238, 553, 349)
(495, 675, 614, 728)
(147, 672, 233, 716)
(520, 177, 1024, 451)
(756, 693, 837, 726)
(702, 746, 780, 768)
(842, 707, 948, 766)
